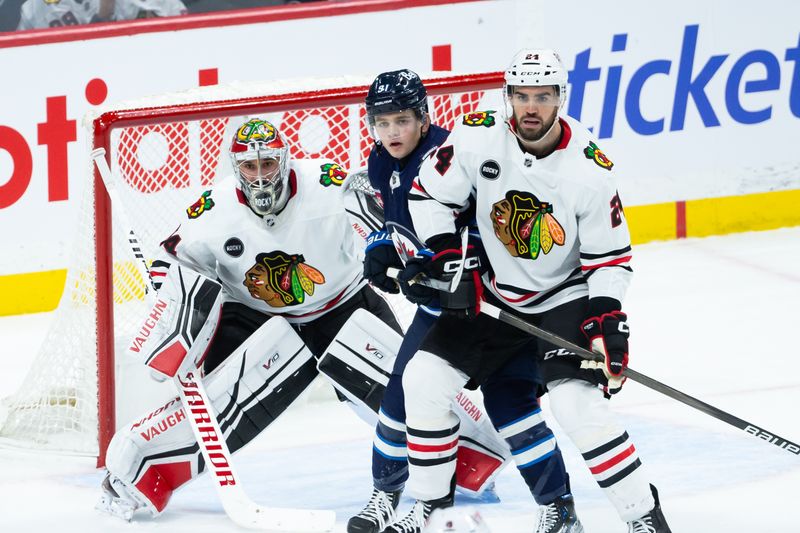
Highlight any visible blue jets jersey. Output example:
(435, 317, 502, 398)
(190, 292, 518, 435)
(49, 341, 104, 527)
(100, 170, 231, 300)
(367, 124, 450, 260)
(367, 125, 449, 315)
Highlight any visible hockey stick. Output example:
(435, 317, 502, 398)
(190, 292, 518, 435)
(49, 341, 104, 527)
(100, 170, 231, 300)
(91, 148, 336, 531)
(91, 149, 157, 296)
(387, 266, 800, 457)
(390, 227, 471, 294)
(476, 301, 800, 457)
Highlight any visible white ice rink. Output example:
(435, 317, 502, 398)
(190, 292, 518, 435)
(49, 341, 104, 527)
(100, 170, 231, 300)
(1, 226, 799, 532)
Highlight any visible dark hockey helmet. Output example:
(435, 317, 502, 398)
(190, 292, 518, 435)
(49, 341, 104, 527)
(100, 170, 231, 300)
(365, 69, 429, 124)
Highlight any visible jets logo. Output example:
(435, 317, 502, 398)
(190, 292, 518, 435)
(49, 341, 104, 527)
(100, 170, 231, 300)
(584, 141, 614, 170)
(186, 190, 214, 219)
(319, 163, 347, 187)
(462, 111, 496, 128)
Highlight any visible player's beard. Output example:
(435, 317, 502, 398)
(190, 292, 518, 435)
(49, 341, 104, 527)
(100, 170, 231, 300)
(515, 108, 558, 143)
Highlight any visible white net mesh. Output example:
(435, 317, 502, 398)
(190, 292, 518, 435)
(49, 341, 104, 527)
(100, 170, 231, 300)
(0, 73, 504, 459)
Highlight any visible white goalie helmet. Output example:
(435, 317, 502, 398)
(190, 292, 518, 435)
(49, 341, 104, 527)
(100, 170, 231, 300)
(503, 48, 568, 119)
(422, 506, 492, 533)
(229, 118, 291, 217)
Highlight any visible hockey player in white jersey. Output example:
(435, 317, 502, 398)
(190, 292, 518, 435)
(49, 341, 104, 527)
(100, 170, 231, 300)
(17, 0, 110, 28)
(112, 0, 186, 20)
(17, 0, 185, 29)
(96, 118, 402, 520)
(394, 50, 672, 533)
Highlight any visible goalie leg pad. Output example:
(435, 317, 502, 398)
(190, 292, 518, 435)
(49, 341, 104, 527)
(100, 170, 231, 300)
(104, 316, 315, 517)
(128, 264, 224, 380)
(451, 391, 511, 497)
(317, 308, 402, 424)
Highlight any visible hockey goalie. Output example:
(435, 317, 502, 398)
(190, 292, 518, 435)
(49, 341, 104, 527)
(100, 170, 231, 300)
(97, 118, 511, 521)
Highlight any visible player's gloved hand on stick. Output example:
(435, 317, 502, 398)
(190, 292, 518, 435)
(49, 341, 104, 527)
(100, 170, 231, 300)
(580, 297, 629, 394)
(397, 232, 483, 318)
(363, 230, 402, 294)
(396, 248, 437, 306)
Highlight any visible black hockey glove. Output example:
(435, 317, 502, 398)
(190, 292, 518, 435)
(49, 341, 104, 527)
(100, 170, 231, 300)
(397, 233, 483, 318)
(363, 230, 402, 294)
(396, 249, 438, 306)
(580, 300, 629, 394)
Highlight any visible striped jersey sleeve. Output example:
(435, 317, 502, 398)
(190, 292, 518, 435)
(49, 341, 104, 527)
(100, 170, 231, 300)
(577, 183, 633, 303)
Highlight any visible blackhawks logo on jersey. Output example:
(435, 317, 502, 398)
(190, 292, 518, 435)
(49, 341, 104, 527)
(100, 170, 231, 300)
(463, 110, 496, 128)
(187, 190, 214, 219)
(491, 190, 566, 260)
(319, 163, 347, 187)
(584, 141, 614, 170)
(243, 251, 325, 308)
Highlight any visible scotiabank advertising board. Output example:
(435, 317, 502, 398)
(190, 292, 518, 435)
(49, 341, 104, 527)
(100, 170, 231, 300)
(0, 0, 799, 276)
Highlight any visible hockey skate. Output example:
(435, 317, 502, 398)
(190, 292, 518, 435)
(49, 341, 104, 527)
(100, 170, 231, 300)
(383, 493, 453, 533)
(95, 472, 148, 521)
(534, 495, 585, 533)
(626, 485, 671, 533)
(347, 488, 402, 533)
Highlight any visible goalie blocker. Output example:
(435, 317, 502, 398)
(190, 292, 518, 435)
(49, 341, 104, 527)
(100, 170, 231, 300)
(317, 309, 510, 497)
(126, 264, 224, 380)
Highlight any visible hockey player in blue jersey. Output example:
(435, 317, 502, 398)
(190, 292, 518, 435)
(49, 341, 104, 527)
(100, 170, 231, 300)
(347, 69, 456, 533)
(348, 70, 576, 533)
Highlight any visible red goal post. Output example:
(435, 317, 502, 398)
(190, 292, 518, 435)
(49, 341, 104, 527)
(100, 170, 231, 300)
(0, 71, 504, 466)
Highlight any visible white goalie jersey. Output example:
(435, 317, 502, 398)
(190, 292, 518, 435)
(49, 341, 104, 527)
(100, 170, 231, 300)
(150, 158, 381, 324)
(409, 112, 633, 313)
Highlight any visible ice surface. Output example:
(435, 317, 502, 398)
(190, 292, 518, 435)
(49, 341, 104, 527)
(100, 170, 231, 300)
(1, 227, 799, 532)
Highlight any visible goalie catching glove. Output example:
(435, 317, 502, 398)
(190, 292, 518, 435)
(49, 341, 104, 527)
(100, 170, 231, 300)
(397, 231, 483, 319)
(580, 300, 630, 394)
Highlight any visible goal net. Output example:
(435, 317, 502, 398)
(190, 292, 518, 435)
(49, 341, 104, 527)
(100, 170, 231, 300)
(0, 71, 504, 464)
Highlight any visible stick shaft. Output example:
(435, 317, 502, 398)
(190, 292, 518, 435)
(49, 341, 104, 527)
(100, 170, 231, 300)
(480, 301, 800, 457)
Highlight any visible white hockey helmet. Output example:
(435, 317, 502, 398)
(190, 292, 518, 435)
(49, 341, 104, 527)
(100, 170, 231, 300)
(504, 48, 568, 114)
(422, 506, 491, 532)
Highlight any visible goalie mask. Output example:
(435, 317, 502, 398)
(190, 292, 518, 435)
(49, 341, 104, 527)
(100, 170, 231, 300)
(365, 69, 429, 136)
(230, 119, 290, 217)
